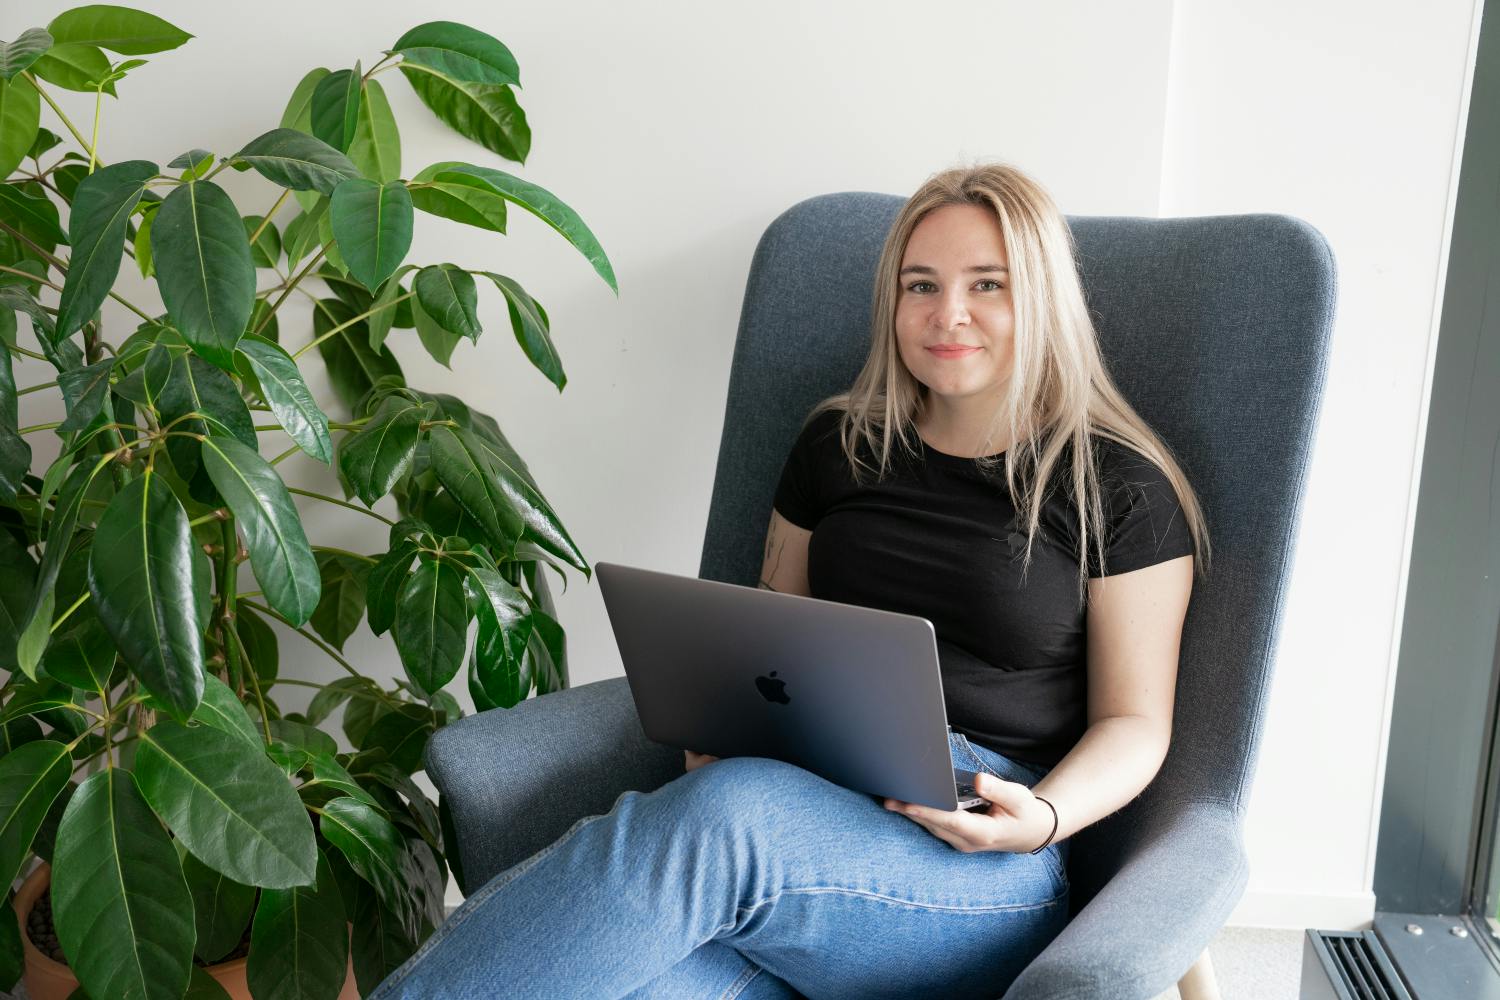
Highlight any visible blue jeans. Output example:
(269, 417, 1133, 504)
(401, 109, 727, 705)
(369, 731, 1070, 999)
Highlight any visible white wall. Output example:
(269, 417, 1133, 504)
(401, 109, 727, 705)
(11, 0, 1478, 927)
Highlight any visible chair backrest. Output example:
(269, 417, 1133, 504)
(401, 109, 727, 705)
(697, 192, 1337, 910)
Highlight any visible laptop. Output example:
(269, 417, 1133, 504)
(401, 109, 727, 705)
(595, 561, 987, 812)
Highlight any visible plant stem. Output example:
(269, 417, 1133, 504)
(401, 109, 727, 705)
(292, 292, 414, 361)
(88, 87, 102, 173)
(23, 72, 96, 158)
(255, 248, 327, 337)
(17, 380, 58, 396)
(18, 422, 61, 435)
(238, 598, 396, 699)
(50, 590, 91, 633)
(286, 487, 396, 526)
(187, 508, 229, 528)
(7, 345, 48, 362)
(247, 190, 291, 246)
(311, 545, 377, 564)
(0, 264, 61, 292)
(268, 442, 301, 466)
(270, 677, 394, 704)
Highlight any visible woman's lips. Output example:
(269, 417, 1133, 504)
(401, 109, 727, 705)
(927, 346, 980, 359)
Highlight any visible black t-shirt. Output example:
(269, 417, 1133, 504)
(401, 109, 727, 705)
(771, 408, 1195, 768)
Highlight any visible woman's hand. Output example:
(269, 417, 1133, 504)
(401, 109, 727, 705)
(884, 772, 1055, 854)
(684, 750, 720, 773)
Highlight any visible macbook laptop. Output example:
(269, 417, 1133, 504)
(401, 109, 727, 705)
(596, 561, 986, 812)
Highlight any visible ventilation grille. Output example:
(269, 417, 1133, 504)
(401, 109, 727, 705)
(1309, 930, 1413, 1000)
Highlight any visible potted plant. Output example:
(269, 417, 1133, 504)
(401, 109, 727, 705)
(0, 5, 612, 998)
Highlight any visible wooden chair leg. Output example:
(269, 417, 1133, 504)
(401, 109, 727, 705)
(1177, 948, 1221, 1000)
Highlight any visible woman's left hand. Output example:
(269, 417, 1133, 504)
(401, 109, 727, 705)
(883, 772, 1054, 854)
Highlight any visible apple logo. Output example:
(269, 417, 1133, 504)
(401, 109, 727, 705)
(755, 670, 791, 705)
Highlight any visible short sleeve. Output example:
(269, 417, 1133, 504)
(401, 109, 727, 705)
(771, 410, 838, 530)
(1089, 445, 1196, 578)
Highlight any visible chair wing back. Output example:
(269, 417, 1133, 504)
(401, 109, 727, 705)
(697, 193, 1337, 909)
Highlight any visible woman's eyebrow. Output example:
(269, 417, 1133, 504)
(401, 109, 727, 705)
(898, 264, 1009, 276)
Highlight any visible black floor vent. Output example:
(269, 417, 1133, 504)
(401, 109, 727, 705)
(1302, 930, 1414, 1000)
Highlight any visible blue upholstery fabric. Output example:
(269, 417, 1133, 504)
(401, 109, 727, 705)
(425, 192, 1338, 999)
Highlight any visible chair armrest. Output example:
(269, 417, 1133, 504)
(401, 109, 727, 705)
(424, 676, 683, 895)
(1001, 798, 1249, 1000)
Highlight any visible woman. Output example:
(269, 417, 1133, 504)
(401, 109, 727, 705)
(370, 163, 1210, 999)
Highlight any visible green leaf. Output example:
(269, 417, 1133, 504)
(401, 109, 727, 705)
(350, 880, 416, 994)
(0, 28, 52, 80)
(0, 183, 68, 245)
(312, 297, 402, 412)
(427, 423, 524, 552)
(135, 718, 318, 888)
(483, 271, 564, 390)
(468, 422, 591, 580)
(304, 676, 377, 726)
(402, 72, 529, 164)
(429, 161, 615, 290)
(348, 77, 401, 183)
(55, 159, 156, 340)
(329, 177, 412, 292)
(17, 460, 103, 678)
(244, 214, 281, 267)
(55, 356, 114, 435)
(0, 529, 35, 676)
(306, 752, 379, 807)
(180, 846, 256, 963)
(415, 263, 480, 342)
(310, 550, 368, 652)
(202, 434, 322, 626)
(169, 147, 214, 179)
(365, 264, 417, 352)
(234, 127, 360, 197)
(341, 692, 389, 749)
(319, 796, 418, 938)
(394, 558, 467, 695)
(468, 567, 533, 709)
(247, 848, 348, 1000)
(359, 702, 434, 774)
(191, 673, 261, 747)
(235, 603, 279, 685)
(391, 21, 519, 85)
(0, 75, 39, 178)
(47, 5, 193, 54)
(134, 200, 155, 276)
(365, 541, 417, 637)
(88, 469, 206, 720)
(281, 196, 328, 268)
(411, 293, 462, 371)
(336, 394, 431, 507)
(311, 65, 361, 154)
(235, 334, 332, 464)
(151, 179, 256, 369)
(0, 902, 19, 992)
(0, 740, 71, 889)
(51, 768, 195, 1000)
(30, 44, 115, 95)
(154, 344, 256, 503)
(38, 607, 114, 691)
(266, 718, 337, 756)
(408, 162, 508, 234)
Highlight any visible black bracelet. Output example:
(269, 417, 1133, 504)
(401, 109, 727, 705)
(1029, 795, 1059, 855)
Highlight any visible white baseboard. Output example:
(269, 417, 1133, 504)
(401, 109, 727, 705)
(1227, 887, 1376, 931)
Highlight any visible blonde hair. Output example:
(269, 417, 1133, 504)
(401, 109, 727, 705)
(807, 162, 1211, 606)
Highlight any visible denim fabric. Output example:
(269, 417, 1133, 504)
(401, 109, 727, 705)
(372, 731, 1069, 999)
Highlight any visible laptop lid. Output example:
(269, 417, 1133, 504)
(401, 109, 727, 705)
(596, 561, 974, 810)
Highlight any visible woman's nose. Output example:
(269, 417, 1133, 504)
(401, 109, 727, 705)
(934, 292, 970, 328)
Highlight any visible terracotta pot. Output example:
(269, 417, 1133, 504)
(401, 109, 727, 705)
(14, 862, 361, 1000)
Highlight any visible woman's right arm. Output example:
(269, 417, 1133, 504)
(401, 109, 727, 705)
(686, 509, 814, 772)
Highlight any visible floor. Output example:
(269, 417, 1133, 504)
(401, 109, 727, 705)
(2, 925, 1305, 998)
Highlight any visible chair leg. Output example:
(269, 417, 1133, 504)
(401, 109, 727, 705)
(1176, 948, 1221, 1000)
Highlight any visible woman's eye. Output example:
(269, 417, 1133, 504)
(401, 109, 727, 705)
(906, 281, 937, 294)
(975, 279, 1004, 291)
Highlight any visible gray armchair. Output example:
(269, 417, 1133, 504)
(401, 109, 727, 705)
(424, 193, 1337, 999)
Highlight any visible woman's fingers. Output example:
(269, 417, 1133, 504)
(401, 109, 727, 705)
(684, 750, 721, 773)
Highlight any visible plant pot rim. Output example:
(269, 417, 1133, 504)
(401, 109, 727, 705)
(14, 862, 252, 977)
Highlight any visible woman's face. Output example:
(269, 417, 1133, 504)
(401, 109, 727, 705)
(894, 202, 1016, 417)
